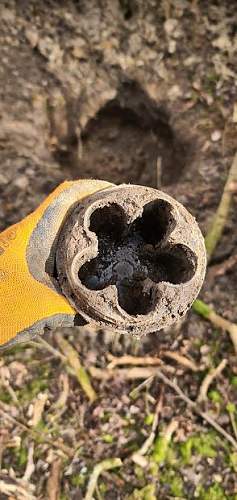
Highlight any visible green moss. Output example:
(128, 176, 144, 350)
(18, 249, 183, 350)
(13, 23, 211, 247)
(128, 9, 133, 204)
(70, 474, 86, 487)
(148, 460, 158, 477)
(160, 470, 184, 497)
(153, 435, 169, 464)
(197, 483, 227, 500)
(127, 484, 156, 500)
(226, 402, 236, 414)
(99, 481, 108, 494)
(230, 452, 237, 472)
(134, 465, 145, 481)
(152, 433, 177, 466)
(209, 390, 223, 404)
(16, 445, 28, 467)
(144, 413, 154, 426)
(3, 442, 28, 471)
(230, 376, 237, 387)
(4, 344, 29, 355)
(170, 475, 184, 497)
(102, 433, 114, 443)
(0, 389, 12, 403)
(204, 72, 218, 94)
(180, 432, 217, 463)
(35, 419, 48, 433)
(17, 375, 49, 403)
(101, 411, 112, 423)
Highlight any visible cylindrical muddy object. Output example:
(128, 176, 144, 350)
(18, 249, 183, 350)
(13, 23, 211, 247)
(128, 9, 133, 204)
(56, 184, 206, 336)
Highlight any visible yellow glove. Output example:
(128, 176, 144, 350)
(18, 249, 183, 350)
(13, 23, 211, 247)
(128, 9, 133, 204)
(0, 179, 112, 348)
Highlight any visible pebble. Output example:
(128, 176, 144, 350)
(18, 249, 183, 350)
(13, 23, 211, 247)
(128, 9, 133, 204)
(25, 28, 39, 48)
(213, 474, 222, 483)
(200, 344, 210, 355)
(211, 130, 221, 142)
(14, 175, 29, 189)
(0, 174, 8, 185)
(164, 18, 178, 36)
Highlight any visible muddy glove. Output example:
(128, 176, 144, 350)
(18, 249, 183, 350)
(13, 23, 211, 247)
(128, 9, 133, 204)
(0, 179, 112, 348)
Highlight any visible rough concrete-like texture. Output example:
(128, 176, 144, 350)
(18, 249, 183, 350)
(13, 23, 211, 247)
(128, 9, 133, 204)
(56, 184, 206, 335)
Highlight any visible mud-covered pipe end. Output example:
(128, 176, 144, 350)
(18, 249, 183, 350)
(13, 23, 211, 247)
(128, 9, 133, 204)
(56, 184, 206, 336)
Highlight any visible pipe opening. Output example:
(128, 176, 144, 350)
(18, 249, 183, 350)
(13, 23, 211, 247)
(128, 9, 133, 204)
(133, 199, 175, 245)
(150, 244, 197, 285)
(89, 203, 126, 241)
(78, 202, 197, 316)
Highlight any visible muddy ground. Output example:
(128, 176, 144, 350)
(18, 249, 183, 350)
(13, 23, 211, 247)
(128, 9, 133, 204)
(0, 0, 237, 498)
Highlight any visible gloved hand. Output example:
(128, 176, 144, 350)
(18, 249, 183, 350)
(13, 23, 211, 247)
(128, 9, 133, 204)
(0, 179, 112, 348)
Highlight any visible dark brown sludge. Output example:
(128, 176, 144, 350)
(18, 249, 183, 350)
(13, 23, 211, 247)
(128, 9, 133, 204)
(56, 184, 206, 336)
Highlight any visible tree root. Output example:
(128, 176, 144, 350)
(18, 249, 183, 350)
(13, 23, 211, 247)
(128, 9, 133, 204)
(205, 152, 237, 261)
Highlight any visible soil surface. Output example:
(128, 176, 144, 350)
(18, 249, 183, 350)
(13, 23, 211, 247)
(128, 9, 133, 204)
(0, 1, 237, 499)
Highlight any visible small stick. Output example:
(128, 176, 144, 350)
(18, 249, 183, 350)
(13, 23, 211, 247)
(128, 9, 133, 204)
(32, 338, 67, 362)
(107, 354, 163, 369)
(132, 387, 164, 465)
(0, 402, 73, 457)
(193, 299, 237, 354)
(49, 373, 70, 423)
(55, 334, 97, 403)
(197, 359, 227, 402)
(0, 479, 35, 499)
(155, 369, 237, 450)
(47, 457, 62, 500)
(205, 152, 237, 260)
(84, 458, 122, 500)
(23, 442, 35, 482)
(162, 350, 199, 372)
(89, 366, 174, 382)
(28, 392, 48, 427)
(227, 405, 237, 441)
(107, 352, 198, 372)
(129, 376, 155, 400)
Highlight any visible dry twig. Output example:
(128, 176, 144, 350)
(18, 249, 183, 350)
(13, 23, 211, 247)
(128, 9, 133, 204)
(48, 373, 70, 424)
(33, 338, 67, 362)
(155, 369, 237, 450)
(23, 442, 35, 482)
(107, 353, 163, 369)
(89, 366, 174, 382)
(47, 457, 62, 500)
(0, 401, 73, 457)
(28, 392, 48, 427)
(198, 359, 227, 402)
(55, 333, 97, 402)
(162, 350, 199, 372)
(0, 475, 35, 499)
(107, 352, 198, 371)
(132, 387, 164, 466)
(129, 376, 155, 400)
(85, 458, 122, 500)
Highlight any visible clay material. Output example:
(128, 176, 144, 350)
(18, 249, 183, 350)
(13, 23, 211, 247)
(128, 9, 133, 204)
(56, 184, 206, 336)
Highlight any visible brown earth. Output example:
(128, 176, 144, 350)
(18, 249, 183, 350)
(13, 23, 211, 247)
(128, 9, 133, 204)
(0, 1, 237, 499)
